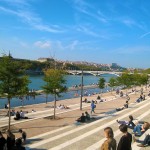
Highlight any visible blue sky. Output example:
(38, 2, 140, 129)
(0, 0, 150, 68)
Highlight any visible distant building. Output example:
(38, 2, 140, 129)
(111, 63, 118, 68)
(37, 57, 54, 62)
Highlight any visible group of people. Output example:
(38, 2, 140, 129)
(14, 110, 28, 120)
(116, 115, 150, 148)
(101, 118, 150, 150)
(0, 129, 26, 150)
(57, 104, 69, 109)
(76, 111, 90, 123)
(101, 124, 132, 150)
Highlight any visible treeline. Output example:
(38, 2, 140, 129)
(11, 59, 126, 73)
(108, 72, 149, 91)
(142, 68, 150, 74)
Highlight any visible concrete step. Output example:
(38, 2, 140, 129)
(26, 98, 150, 150)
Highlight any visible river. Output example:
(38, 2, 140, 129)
(0, 74, 117, 109)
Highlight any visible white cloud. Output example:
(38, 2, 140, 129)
(140, 32, 150, 38)
(69, 0, 108, 24)
(34, 41, 51, 49)
(0, 3, 63, 33)
(66, 40, 78, 50)
(119, 17, 145, 30)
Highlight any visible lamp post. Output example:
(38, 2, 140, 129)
(54, 88, 59, 119)
(80, 69, 83, 110)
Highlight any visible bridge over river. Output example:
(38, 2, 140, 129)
(67, 70, 122, 76)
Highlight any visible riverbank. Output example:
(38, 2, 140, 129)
(0, 85, 149, 140)
(35, 84, 99, 94)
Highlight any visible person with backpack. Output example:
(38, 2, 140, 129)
(91, 100, 96, 114)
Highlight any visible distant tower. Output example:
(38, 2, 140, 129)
(8, 51, 13, 58)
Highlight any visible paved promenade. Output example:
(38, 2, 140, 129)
(0, 88, 149, 150)
(25, 98, 150, 150)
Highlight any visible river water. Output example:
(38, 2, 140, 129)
(0, 74, 116, 109)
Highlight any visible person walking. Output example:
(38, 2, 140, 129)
(91, 100, 95, 114)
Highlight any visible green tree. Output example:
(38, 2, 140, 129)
(108, 77, 117, 93)
(42, 69, 67, 119)
(132, 73, 141, 93)
(98, 78, 106, 95)
(117, 73, 132, 93)
(0, 55, 30, 129)
(17, 76, 30, 107)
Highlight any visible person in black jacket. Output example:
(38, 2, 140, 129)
(6, 130, 15, 150)
(12, 138, 25, 150)
(0, 131, 6, 150)
(76, 113, 86, 123)
(117, 124, 132, 150)
(19, 129, 27, 144)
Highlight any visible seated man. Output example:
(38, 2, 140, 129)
(64, 106, 69, 109)
(20, 110, 25, 119)
(85, 111, 90, 121)
(14, 111, 21, 120)
(4, 104, 8, 109)
(124, 101, 129, 108)
(11, 110, 16, 116)
(133, 133, 150, 147)
(82, 98, 87, 103)
(76, 113, 86, 123)
(97, 95, 101, 100)
(116, 101, 129, 111)
(120, 91, 123, 97)
(20, 110, 28, 119)
(133, 121, 150, 136)
(31, 109, 36, 112)
(137, 134, 150, 147)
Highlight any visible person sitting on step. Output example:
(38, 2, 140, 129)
(133, 121, 150, 136)
(116, 115, 135, 129)
(133, 133, 150, 147)
(116, 101, 129, 111)
(14, 111, 21, 120)
(85, 111, 90, 121)
(76, 113, 86, 123)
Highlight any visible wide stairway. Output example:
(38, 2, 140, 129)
(26, 97, 150, 150)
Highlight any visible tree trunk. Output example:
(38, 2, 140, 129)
(80, 70, 83, 110)
(8, 98, 11, 130)
(21, 98, 24, 107)
(101, 89, 103, 96)
(53, 94, 57, 119)
(46, 94, 48, 104)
